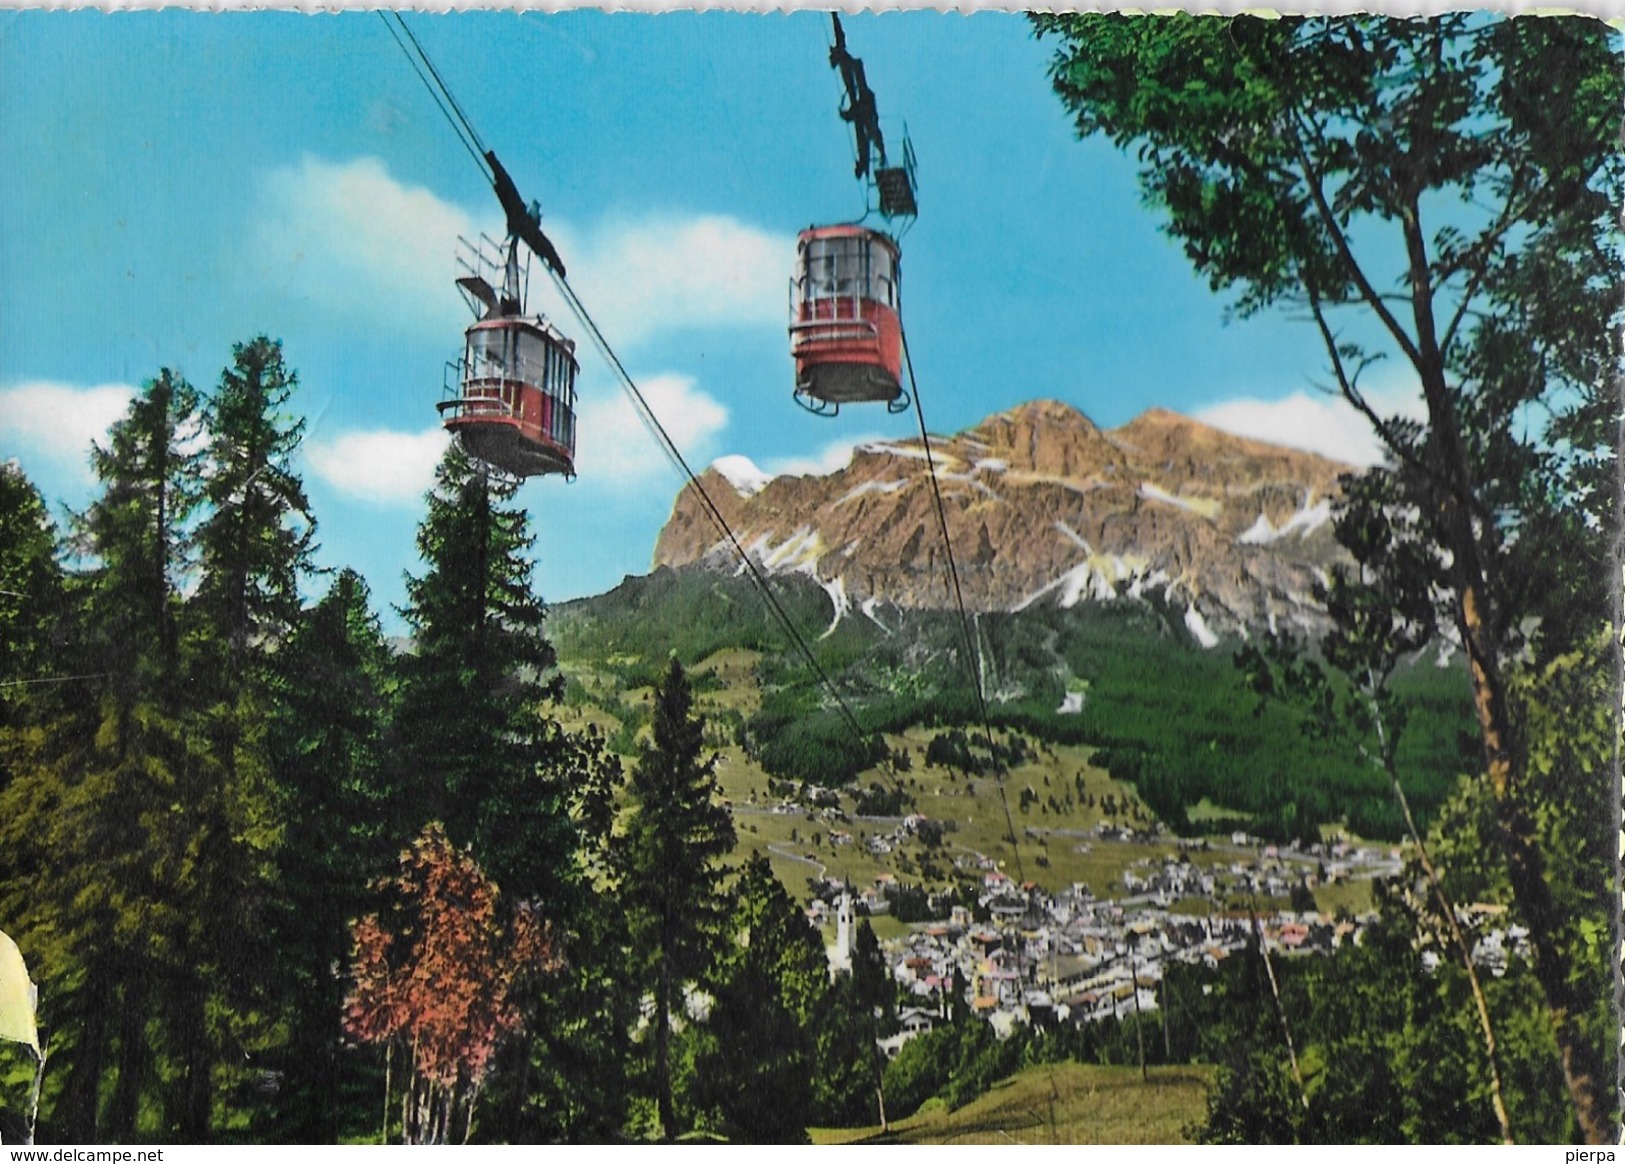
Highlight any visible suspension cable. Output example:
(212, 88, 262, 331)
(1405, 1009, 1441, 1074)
(378, 13, 492, 185)
(393, 14, 490, 161)
(900, 320, 1065, 1134)
(0, 672, 113, 689)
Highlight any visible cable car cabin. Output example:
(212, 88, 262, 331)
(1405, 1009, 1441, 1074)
(789, 225, 908, 417)
(439, 315, 579, 479)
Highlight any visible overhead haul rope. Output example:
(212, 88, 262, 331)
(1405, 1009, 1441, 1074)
(379, 14, 490, 182)
(380, 13, 910, 798)
(0, 672, 113, 689)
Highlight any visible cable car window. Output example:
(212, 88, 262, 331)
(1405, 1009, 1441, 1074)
(838, 236, 864, 297)
(805, 235, 868, 300)
(868, 243, 895, 305)
(805, 242, 839, 300)
(467, 330, 499, 378)
(514, 330, 544, 386)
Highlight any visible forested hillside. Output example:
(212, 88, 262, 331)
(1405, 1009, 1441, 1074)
(551, 564, 1476, 843)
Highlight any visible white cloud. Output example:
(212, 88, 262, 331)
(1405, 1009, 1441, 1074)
(534, 215, 793, 345)
(254, 155, 490, 331)
(254, 155, 792, 345)
(1194, 380, 1425, 467)
(762, 433, 886, 479)
(576, 372, 729, 484)
(305, 426, 450, 504)
(0, 381, 136, 480)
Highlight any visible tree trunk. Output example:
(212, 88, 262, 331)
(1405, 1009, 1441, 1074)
(1397, 203, 1610, 1146)
(1248, 898, 1308, 1114)
(105, 970, 153, 1138)
(382, 1041, 393, 1144)
(1368, 679, 1514, 1144)
(23, 1046, 45, 1145)
(174, 980, 213, 1141)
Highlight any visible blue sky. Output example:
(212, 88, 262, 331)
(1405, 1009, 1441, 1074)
(0, 11, 1419, 629)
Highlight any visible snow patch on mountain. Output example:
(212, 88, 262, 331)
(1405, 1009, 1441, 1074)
(859, 441, 931, 462)
(834, 478, 910, 506)
(1125, 566, 1168, 599)
(712, 454, 773, 497)
(937, 471, 1001, 500)
(817, 575, 850, 639)
(1015, 559, 1112, 611)
(1055, 521, 1092, 553)
(860, 595, 892, 635)
(1184, 606, 1220, 648)
(749, 526, 822, 572)
(1140, 481, 1221, 519)
(1013, 548, 1170, 612)
(1238, 497, 1333, 544)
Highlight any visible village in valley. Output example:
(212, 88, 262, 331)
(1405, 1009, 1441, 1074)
(805, 815, 1527, 1056)
(729, 769, 1529, 1057)
(545, 636, 1531, 1063)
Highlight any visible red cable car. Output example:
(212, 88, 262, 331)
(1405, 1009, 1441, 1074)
(789, 224, 908, 417)
(789, 16, 917, 418)
(438, 235, 579, 479)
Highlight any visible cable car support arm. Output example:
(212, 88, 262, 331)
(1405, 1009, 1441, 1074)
(486, 150, 567, 278)
(380, 12, 567, 279)
(829, 12, 886, 179)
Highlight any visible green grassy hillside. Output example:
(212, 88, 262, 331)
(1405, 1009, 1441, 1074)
(812, 1062, 1215, 1145)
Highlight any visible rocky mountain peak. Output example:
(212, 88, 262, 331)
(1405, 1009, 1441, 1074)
(653, 401, 1355, 644)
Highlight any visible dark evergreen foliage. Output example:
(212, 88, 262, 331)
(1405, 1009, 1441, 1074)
(264, 569, 397, 1142)
(191, 336, 315, 676)
(0, 465, 70, 723)
(688, 854, 826, 1143)
(618, 656, 736, 1140)
(395, 445, 573, 907)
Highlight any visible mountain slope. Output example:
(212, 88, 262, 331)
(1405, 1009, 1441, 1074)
(654, 400, 1353, 640)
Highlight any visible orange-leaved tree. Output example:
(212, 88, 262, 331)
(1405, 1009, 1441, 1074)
(343, 823, 559, 1144)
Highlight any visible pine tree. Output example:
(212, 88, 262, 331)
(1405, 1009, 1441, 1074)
(815, 918, 895, 1128)
(192, 336, 315, 675)
(395, 445, 573, 906)
(164, 337, 317, 1138)
(265, 569, 398, 1141)
(510, 726, 637, 1143)
(619, 655, 735, 1140)
(0, 371, 206, 1140)
(690, 853, 828, 1143)
(0, 463, 69, 722)
(78, 370, 203, 692)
